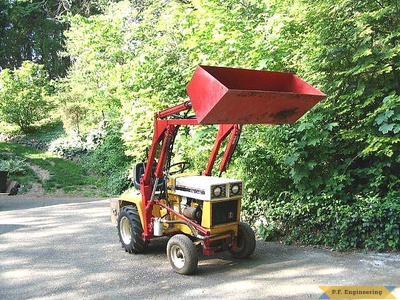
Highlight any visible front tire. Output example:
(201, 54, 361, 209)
(117, 206, 148, 254)
(230, 222, 256, 258)
(167, 234, 198, 275)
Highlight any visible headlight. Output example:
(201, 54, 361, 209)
(212, 186, 222, 198)
(230, 183, 241, 196)
(211, 185, 226, 198)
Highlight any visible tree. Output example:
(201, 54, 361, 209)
(0, 0, 69, 78)
(0, 0, 119, 78)
(57, 0, 399, 250)
(0, 61, 54, 132)
(237, 0, 400, 251)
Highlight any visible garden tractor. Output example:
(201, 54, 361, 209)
(110, 65, 325, 274)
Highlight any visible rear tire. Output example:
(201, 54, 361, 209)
(230, 222, 256, 259)
(167, 234, 198, 275)
(117, 206, 148, 254)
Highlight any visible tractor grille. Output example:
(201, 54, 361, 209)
(212, 199, 239, 226)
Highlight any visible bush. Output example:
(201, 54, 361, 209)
(238, 119, 400, 252)
(48, 128, 104, 159)
(48, 135, 88, 159)
(250, 192, 400, 251)
(104, 169, 131, 195)
(0, 157, 27, 175)
(84, 127, 132, 194)
(0, 61, 54, 132)
(46, 126, 130, 194)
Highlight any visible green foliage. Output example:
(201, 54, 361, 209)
(48, 135, 89, 159)
(0, 156, 27, 176)
(258, 222, 282, 242)
(258, 193, 400, 251)
(0, 0, 119, 78)
(60, 3, 135, 128)
(0, 0, 69, 78)
(61, 102, 88, 136)
(21, 121, 66, 147)
(0, 61, 54, 132)
(61, 0, 273, 159)
(83, 127, 132, 194)
(0, 148, 38, 192)
(365, 94, 400, 156)
(47, 127, 104, 159)
(237, 0, 400, 251)
(175, 126, 218, 173)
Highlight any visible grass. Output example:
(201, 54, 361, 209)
(0, 119, 65, 143)
(22, 120, 65, 143)
(0, 141, 105, 196)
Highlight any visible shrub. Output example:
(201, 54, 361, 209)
(84, 127, 132, 194)
(251, 192, 400, 251)
(0, 157, 27, 175)
(48, 135, 88, 159)
(0, 61, 54, 132)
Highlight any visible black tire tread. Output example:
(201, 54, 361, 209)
(117, 206, 148, 254)
(230, 222, 256, 259)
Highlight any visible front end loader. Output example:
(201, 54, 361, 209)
(110, 65, 325, 274)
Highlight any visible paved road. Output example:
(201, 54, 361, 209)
(1, 196, 399, 300)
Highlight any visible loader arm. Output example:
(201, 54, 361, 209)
(203, 124, 242, 176)
(140, 101, 198, 237)
(138, 65, 325, 239)
(140, 100, 242, 237)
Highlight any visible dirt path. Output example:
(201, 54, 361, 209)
(25, 162, 51, 196)
(20, 163, 69, 197)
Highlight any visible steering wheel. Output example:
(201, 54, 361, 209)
(168, 161, 191, 175)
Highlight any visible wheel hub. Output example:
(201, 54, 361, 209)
(120, 216, 132, 245)
(170, 245, 185, 269)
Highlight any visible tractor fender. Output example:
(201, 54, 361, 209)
(110, 189, 143, 226)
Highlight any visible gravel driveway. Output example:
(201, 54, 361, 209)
(1, 195, 399, 300)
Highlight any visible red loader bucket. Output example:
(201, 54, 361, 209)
(186, 65, 326, 125)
